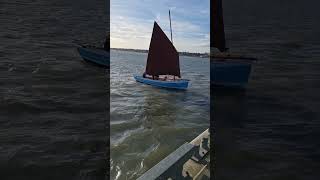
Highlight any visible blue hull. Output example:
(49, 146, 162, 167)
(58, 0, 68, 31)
(77, 46, 109, 67)
(211, 60, 252, 88)
(134, 75, 189, 90)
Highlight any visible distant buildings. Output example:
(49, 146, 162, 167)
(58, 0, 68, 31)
(111, 48, 210, 58)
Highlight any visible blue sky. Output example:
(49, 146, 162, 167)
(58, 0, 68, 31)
(111, 0, 210, 53)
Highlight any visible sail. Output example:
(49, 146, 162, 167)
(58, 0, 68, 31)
(145, 22, 180, 77)
(212, 0, 227, 52)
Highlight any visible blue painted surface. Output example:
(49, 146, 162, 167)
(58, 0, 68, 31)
(77, 46, 109, 67)
(134, 75, 189, 90)
(211, 61, 252, 88)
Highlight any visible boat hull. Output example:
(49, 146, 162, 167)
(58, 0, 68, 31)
(134, 75, 189, 90)
(77, 46, 109, 67)
(211, 60, 252, 88)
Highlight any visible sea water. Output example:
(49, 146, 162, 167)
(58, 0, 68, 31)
(110, 49, 210, 179)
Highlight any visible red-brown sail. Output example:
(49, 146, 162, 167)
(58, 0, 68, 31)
(145, 21, 181, 77)
(212, 0, 227, 52)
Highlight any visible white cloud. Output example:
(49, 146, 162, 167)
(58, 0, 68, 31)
(110, 0, 209, 53)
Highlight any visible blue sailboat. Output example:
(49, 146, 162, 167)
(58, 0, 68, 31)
(134, 11, 189, 90)
(134, 75, 189, 90)
(77, 45, 109, 67)
(211, 58, 253, 88)
(211, 0, 256, 88)
(77, 30, 109, 67)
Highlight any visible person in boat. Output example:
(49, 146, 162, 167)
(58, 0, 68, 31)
(143, 72, 155, 80)
(164, 76, 167, 81)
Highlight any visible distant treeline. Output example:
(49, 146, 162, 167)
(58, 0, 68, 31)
(111, 48, 210, 58)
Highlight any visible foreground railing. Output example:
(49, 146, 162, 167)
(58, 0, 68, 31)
(137, 129, 210, 180)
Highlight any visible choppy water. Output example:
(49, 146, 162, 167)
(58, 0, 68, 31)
(110, 50, 210, 179)
(2, 0, 320, 179)
(0, 0, 108, 179)
(214, 0, 320, 179)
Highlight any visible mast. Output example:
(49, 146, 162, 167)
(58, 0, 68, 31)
(169, 10, 173, 44)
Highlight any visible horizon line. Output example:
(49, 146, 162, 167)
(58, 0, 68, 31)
(110, 47, 210, 54)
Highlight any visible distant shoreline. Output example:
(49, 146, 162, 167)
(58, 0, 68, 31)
(111, 48, 210, 58)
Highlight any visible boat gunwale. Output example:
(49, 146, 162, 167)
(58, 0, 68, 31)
(134, 75, 189, 90)
(134, 75, 190, 83)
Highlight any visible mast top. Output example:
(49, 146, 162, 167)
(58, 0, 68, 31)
(169, 10, 173, 44)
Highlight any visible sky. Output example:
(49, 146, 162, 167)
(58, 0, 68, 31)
(110, 0, 210, 53)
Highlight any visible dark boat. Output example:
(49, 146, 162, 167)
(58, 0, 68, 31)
(211, 0, 256, 88)
(77, 45, 109, 67)
(134, 12, 189, 90)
